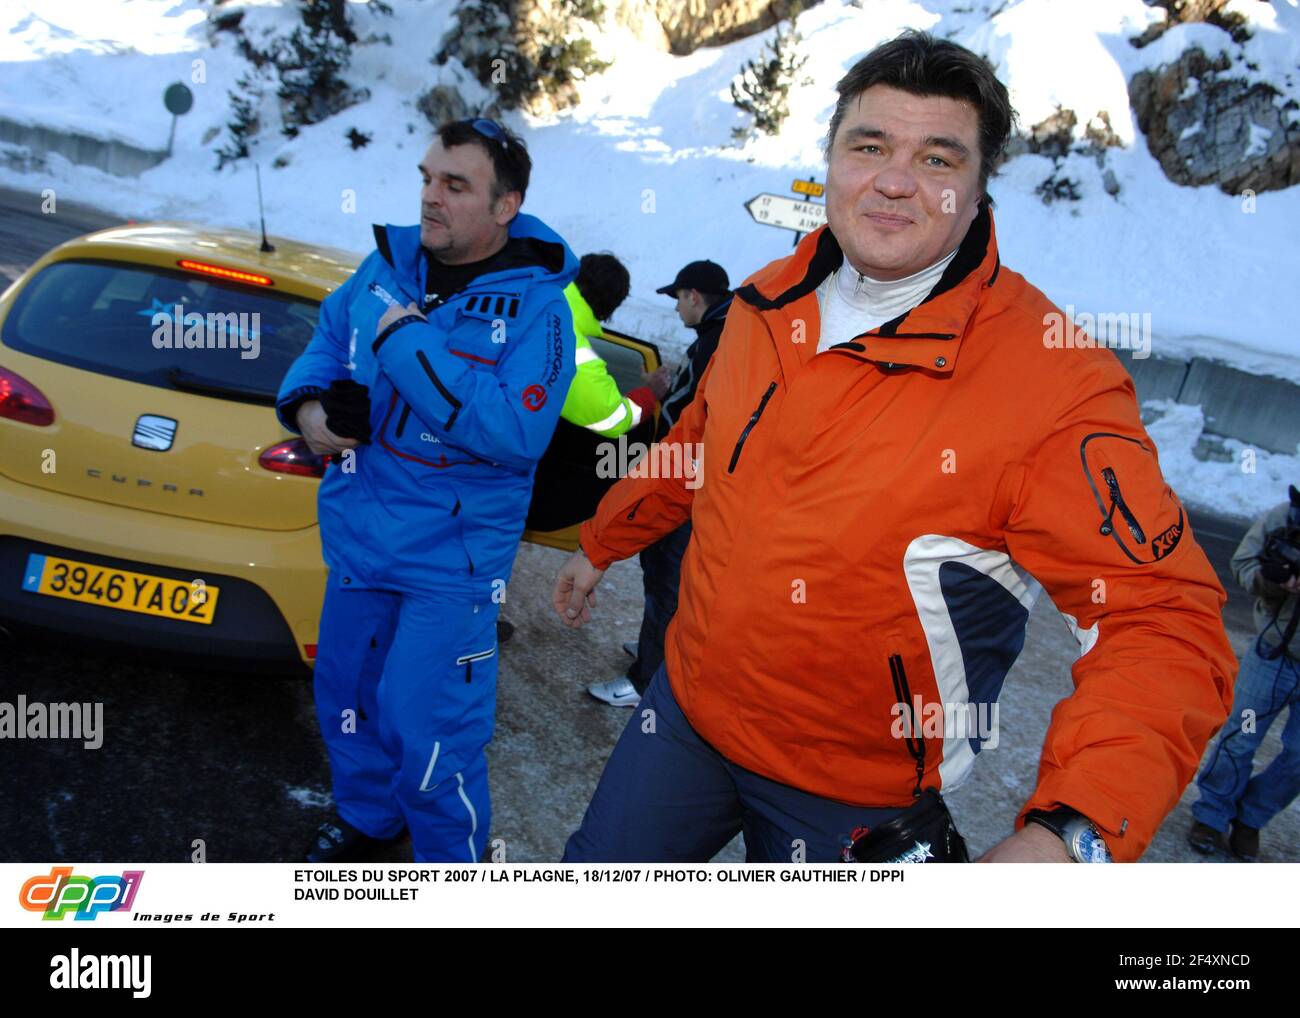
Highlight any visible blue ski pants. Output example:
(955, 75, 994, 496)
(313, 572, 500, 862)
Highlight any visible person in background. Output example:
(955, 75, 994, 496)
(586, 260, 732, 708)
(1189, 484, 1300, 862)
(563, 253, 663, 438)
(496, 252, 664, 646)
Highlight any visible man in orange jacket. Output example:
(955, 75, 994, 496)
(552, 32, 1236, 863)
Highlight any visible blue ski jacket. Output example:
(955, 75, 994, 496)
(276, 214, 577, 599)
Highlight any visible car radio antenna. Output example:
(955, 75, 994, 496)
(255, 163, 275, 253)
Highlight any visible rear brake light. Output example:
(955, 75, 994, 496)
(259, 438, 326, 478)
(0, 366, 54, 426)
(177, 260, 274, 287)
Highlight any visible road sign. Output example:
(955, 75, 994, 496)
(791, 178, 824, 198)
(745, 193, 827, 234)
(162, 83, 194, 157)
(164, 83, 193, 116)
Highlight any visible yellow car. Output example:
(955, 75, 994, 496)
(0, 222, 659, 668)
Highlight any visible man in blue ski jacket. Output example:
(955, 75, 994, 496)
(275, 119, 576, 862)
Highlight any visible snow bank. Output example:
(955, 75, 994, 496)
(0, 1, 1296, 409)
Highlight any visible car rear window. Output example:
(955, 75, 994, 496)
(1, 259, 321, 404)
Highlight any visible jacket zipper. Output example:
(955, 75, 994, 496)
(394, 402, 411, 438)
(456, 647, 496, 683)
(626, 497, 644, 521)
(1099, 466, 1146, 543)
(451, 496, 475, 575)
(728, 382, 777, 473)
(415, 349, 462, 430)
(889, 653, 926, 799)
(1079, 432, 1157, 566)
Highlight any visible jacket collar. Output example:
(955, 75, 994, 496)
(692, 294, 733, 334)
(371, 212, 578, 300)
(734, 201, 1002, 378)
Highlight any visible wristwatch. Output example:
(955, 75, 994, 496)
(1024, 807, 1112, 862)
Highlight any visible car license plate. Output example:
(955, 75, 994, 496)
(21, 553, 219, 625)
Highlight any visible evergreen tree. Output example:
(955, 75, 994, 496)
(276, 0, 362, 134)
(216, 0, 393, 164)
(436, 0, 609, 113)
(731, 20, 808, 140)
(216, 72, 263, 169)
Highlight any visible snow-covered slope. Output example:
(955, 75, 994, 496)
(1, 0, 1298, 515)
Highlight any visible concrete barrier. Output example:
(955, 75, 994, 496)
(0, 118, 166, 178)
(1179, 358, 1300, 455)
(1112, 351, 1300, 455)
(1115, 352, 1190, 403)
(1107, 353, 1300, 455)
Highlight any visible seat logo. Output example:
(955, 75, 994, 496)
(132, 415, 178, 451)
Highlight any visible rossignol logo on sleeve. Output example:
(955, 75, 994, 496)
(545, 311, 564, 385)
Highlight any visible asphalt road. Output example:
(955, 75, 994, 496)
(0, 184, 1293, 864)
(0, 185, 122, 290)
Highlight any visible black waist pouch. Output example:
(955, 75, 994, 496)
(842, 788, 969, 863)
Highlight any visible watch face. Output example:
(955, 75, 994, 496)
(1075, 828, 1113, 863)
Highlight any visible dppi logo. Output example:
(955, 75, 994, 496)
(521, 384, 547, 411)
(20, 866, 144, 921)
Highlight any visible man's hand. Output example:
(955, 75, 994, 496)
(977, 822, 1072, 862)
(377, 301, 425, 337)
(553, 548, 607, 628)
(297, 399, 360, 456)
(645, 365, 672, 401)
(1259, 567, 1300, 596)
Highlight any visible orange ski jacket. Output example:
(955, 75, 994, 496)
(580, 205, 1236, 860)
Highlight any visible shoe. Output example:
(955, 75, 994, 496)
(622, 640, 638, 658)
(586, 676, 641, 707)
(496, 618, 515, 644)
(303, 817, 387, 863)
(1229, 821, 1259, 862)
(1187, 820, 1224, 855)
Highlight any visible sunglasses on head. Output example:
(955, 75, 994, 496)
(470, 118, 508, 147)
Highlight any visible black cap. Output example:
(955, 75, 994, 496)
(655, 260, 730, 298)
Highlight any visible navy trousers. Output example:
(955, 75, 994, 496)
(626, 521, 692, 694)
(564, 662, 909, 862)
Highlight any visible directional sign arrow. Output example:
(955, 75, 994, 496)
(745, 193, 828, 234)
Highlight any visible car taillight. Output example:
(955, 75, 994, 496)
(0, 366, 54, 426)
(259, 438, 326, 478)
